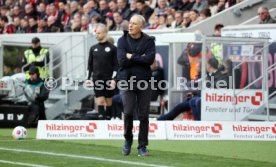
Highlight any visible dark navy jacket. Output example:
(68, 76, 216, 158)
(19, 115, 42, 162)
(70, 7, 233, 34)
(117, 31, 156, 80)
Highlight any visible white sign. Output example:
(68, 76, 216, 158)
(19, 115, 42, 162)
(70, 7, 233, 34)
(201, 89, 264, 121)
(36, 120, 166, 140)
(166, 121, 276, 141)
(36, 121, 276, 141)
(222, 28, 275, 42)
(37, 121, 276, 141)
(241, 45, 254, 56)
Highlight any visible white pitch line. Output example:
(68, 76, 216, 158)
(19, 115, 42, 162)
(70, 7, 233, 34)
(0, 159, 50, 167)
(0, 147, 172, 167)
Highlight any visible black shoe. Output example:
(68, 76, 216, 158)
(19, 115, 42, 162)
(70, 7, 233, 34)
(122, 140, 132, 156)
(138, 147, 149, 156)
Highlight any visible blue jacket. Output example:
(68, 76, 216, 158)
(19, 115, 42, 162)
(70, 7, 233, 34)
(117, 31, 156, 80)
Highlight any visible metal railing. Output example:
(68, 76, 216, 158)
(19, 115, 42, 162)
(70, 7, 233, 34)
(47, 35, 89, 87)
(232, 41, 276, 121)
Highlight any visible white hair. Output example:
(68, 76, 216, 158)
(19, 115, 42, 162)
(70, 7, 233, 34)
(131, 14, 146, 28)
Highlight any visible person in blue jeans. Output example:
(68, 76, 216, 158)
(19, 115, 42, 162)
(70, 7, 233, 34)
(189, 96, 201, 120)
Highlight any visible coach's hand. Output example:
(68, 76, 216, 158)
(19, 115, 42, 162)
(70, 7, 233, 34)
(126, 53, 133, 59)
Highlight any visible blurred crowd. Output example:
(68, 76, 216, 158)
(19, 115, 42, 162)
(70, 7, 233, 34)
(0, 0, 243, 34)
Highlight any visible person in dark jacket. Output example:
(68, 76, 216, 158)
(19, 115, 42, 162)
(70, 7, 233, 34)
(117, 15, 155, 156)
(136, 0, 154, 25)
(218, 58, 233, 88)
(25, 66, 49, 126)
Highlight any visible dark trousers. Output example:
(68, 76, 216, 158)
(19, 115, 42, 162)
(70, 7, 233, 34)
(112, 94, 138, 119)
(158, 99, 191, 120)
(189, 96, 201, 120)
(121, 83, 151, 149)
(28, 103, 46, 125)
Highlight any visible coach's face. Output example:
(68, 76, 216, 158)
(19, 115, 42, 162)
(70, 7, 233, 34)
(128, 16, 142, 37)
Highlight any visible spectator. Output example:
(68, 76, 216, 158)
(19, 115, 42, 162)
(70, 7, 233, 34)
(49, 3, 61, 27)
(181, 11, 191, 28)
(192, 0, 208, 12)
(25, 4, 37, 19)
(118, 0, 133, 21)
(1, 5, 12, 22)
(258, 6, 276, 24)
(113, 11, 129, 31)
(147, 15, 159, 29)
(45, 15, 60, 32)
(81, 14, 90, 32)
(70, 1, 79, 19)
(106, 12, 116, 31)
(58, 2, 65, 12)
(198, 8, 211, 21)
(189, 9, 199, 26)
(87, 0, 99, 12)
(129, 0, 138, 16)
(224, 0, 236, 9)
(177, 0, 194, 11)
(28, 17, 38, 33)
(20, 18, 29, 33)
(217, 0, 226, 13)
(108, 0, 118, 13)
(71, 13, 82, 32)
(155, 0, 169, 15)
(0, 15, 16, 34)
(166, 14, 174, 28)
(98, 0, 110, 23)
(208, 0, 219, 16)
(13, 5, 24, 19)
(136, 0, 154, 24)
(13, 16, 21, 33)
(61, 4, 71, 31)
(171, 10, 183, 29)
(156, 13, 168, 29)
(1, 5, 9, 17)
(89, 15, 101, 33)
(37, 2, 47, 19)
(84, 2, 100, 18)
(37, 17, 47, 33)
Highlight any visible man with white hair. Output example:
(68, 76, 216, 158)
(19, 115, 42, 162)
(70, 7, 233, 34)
(258, 6, 276, 24)
(117, 15, 155, 156)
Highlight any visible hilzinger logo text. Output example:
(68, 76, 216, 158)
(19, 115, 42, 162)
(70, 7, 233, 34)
(205, 92, 262, 105)
(173, 123, 222, 133)
(45, 122, 97, 133)
(107, 123, 158, 133)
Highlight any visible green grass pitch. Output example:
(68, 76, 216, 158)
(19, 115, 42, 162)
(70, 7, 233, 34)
(0, 128, 276, 167)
